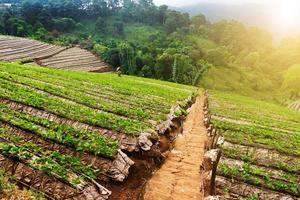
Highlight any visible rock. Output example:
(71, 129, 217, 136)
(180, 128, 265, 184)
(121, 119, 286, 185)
(83, 184, 111, 200)
(108, 150, 134, 182)
(156, 119, 174, 134)
(138, 132, 153, 151)
(203, 149, 221, 172)
(217, 136, 225, 146)
(205, 196, 221, 200)
(204, 117, 210, 125)
(205, 149, 220, 162)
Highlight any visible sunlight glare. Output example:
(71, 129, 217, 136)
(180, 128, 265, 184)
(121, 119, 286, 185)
(273, 0, 300, 28)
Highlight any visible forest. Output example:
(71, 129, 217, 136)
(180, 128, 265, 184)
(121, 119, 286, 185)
(0, 0, 299, 100)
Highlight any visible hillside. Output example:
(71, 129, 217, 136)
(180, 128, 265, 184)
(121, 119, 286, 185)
(0, 61, 198, 199)
(0, 35, 110, 72)
(209, 91, 300, 199)
(1, 0, 298, 98)
(1, 1, 300, 199)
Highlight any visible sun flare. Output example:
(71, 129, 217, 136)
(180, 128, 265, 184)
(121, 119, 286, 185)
(273, 0, 300, 27)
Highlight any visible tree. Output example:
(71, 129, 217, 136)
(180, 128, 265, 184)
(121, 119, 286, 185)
(191, 14, 207, 27)
(157, 5, 168, 24)
(282, 64, 300, 99)
(193, 59, 213, 86)
(164, 11, 190, 34)
(112, 21, 124, 36)
(95, 16, 107, 33)
(107, 0, 120, 12)
(205, 46, 231, 67)
(120, 0, 136, 22)
(138, 0, 154, 8)
(117, 42, 136, 74)
(140, 65, 153, 77)
(154, 51, 174, 80)
(89, 0, 109, 17)
(5, 17, 32, 36)
(21, 0, 43, 25)
(53, 18, 76, 32)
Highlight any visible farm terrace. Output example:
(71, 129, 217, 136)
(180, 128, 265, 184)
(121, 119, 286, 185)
(0, 35, 110, 72)
(210, 91, 300, 199)
(0, 61, 198, 199)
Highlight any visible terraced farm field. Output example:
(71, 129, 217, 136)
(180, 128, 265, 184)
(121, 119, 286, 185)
(210, 91, 300, 199)
(0, 61, 198, 199)
(0, 35, 109, 72)
(289, 101, 300, 112)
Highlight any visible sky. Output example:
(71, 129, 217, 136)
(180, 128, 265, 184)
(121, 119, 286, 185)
(153, 0, 269, 7)
(153, 0, 300, 39)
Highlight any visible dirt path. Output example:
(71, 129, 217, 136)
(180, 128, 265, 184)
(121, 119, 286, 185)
(144, 95, 208, 200)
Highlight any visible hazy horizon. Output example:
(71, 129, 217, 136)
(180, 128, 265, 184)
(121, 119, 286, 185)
(154, 0, 300, 40)
(153, 0, 270, 7)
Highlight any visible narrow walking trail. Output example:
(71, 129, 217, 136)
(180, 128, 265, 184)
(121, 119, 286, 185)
(144, 94, 208, 200)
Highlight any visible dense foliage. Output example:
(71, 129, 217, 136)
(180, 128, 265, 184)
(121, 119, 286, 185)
(282, 64, 300, 100)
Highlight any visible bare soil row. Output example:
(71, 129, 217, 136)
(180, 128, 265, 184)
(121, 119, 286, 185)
(0, 36, 110, 72)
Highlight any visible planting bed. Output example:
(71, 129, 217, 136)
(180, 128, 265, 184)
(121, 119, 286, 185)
(0, 61, 198, 199)
(0, 35, 110, 72)
(209, 91, 300, 199)
(0, 168, 45, 199)
(289, 101, 300, 112)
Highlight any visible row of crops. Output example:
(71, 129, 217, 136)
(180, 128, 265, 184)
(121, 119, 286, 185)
(0, 61, 198, 199)
(210, 91, 300, 199)
(0, 168, 44, 199)
(289, 101, 300, 112)
(0, 35, 109, 72)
